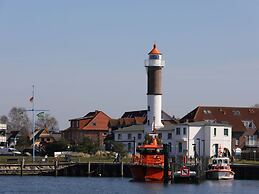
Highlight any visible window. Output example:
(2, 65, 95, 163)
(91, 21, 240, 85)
(128, 143, 132, 152)
(176, 128, 180, 135)
(158, 133, 162, 139)
(183, 128, 186, 135)
(242, 120, 255, 129)
(128, 134, 132, 140)
(149, 55, 159, 60)
(148, 106, 150, 111)
(246, 135, 257, 146)
(167, 133, 172, 139)
(168, 142, 172, 152)
(205, 119, 215, 123)
(138, 133, 142, 140)
(118, 134, 121, 140)
(213, 128, 216, 136)
(71, 120, 79, 128)
(148, 120, 150, 126)
(178, 142, 182, 153)
(233, 110, 240, 116)
(203, 109, 212, 114)
(224, 128, 228, 136)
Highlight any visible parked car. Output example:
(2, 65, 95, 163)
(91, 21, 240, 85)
(0, 147, 22, 156)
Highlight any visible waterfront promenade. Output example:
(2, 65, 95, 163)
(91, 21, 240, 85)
(0, 156, 259, 179)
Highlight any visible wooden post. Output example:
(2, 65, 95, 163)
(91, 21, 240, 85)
(121, 162, 124, 177)
(88, 162, 91, 176)
(54, 159, 58, 177)
(20, 158, 24, 176)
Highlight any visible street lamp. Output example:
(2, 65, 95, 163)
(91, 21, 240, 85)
(201, 139, 205, 170)
(192, 143, 197, 166)
(133, 137, 136, 155)
(196, 138, 201, 162)
(201, 140, 205, 158)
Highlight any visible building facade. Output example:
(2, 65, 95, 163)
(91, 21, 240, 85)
(180, 106, 259, 153)
(62, 110, 111, 148)
(114, 121, 232, 158)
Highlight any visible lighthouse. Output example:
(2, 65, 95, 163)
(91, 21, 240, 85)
(145, 44, 165, 133)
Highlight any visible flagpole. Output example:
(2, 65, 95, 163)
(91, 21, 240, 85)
(26, 86, 49, 162)
(32, 85, 35, 162)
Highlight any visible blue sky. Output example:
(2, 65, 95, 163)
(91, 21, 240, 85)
(0, 0, 258, 130)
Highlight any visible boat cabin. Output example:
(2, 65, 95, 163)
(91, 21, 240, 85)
(136, 147, 163, 155)
(212, 157, 230, 166)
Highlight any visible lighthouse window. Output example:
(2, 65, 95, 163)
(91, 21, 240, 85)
(149, 55, 159, 59)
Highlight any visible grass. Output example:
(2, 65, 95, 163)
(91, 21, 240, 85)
(0, 155, 131, 165)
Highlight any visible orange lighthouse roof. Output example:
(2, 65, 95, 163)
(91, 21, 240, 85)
(148, 44, 161, 55)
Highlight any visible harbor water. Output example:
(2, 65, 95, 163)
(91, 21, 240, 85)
(0, 176, 258, 194)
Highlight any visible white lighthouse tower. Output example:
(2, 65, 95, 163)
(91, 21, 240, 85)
(145, 44, 165, 133)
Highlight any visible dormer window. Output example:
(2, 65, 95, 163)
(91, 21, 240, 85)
(242, 120, 256, 129)
(233, 110, 240, 116)
(203, 110, 212, 114)
(205, 119, 215, 123)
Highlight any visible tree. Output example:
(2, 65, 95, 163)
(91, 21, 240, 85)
(8, 107, 31, 134)
(35, 113, 59, 131)
(253, 104, 259, 108)
(7, 107, 31, 150)
(0, 115, 8, 124)
(110, 141, 127, 157)
(45, 139, 69, 156)
(76, 137, 100, 154)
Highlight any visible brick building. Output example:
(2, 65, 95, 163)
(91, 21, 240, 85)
(62, 110, 111, 148)
(180, 106, 259, 153)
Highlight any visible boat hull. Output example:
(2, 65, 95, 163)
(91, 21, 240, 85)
(206, 170, 234, 180)
(130, 164, 164, 182)
(173, 171, 197, 183)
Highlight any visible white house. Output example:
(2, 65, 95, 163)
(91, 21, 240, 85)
(113, 121, 232, 158)
(114, 125, 144, 153)
(168, 121, 232, 158)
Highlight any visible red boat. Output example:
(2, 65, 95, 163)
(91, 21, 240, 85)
(130, 136, 167, 182)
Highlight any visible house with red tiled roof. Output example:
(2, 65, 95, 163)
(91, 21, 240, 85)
(180, 106, 259, 153)
(109, 110, 178, 130)
(62, 110, 111, 148)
